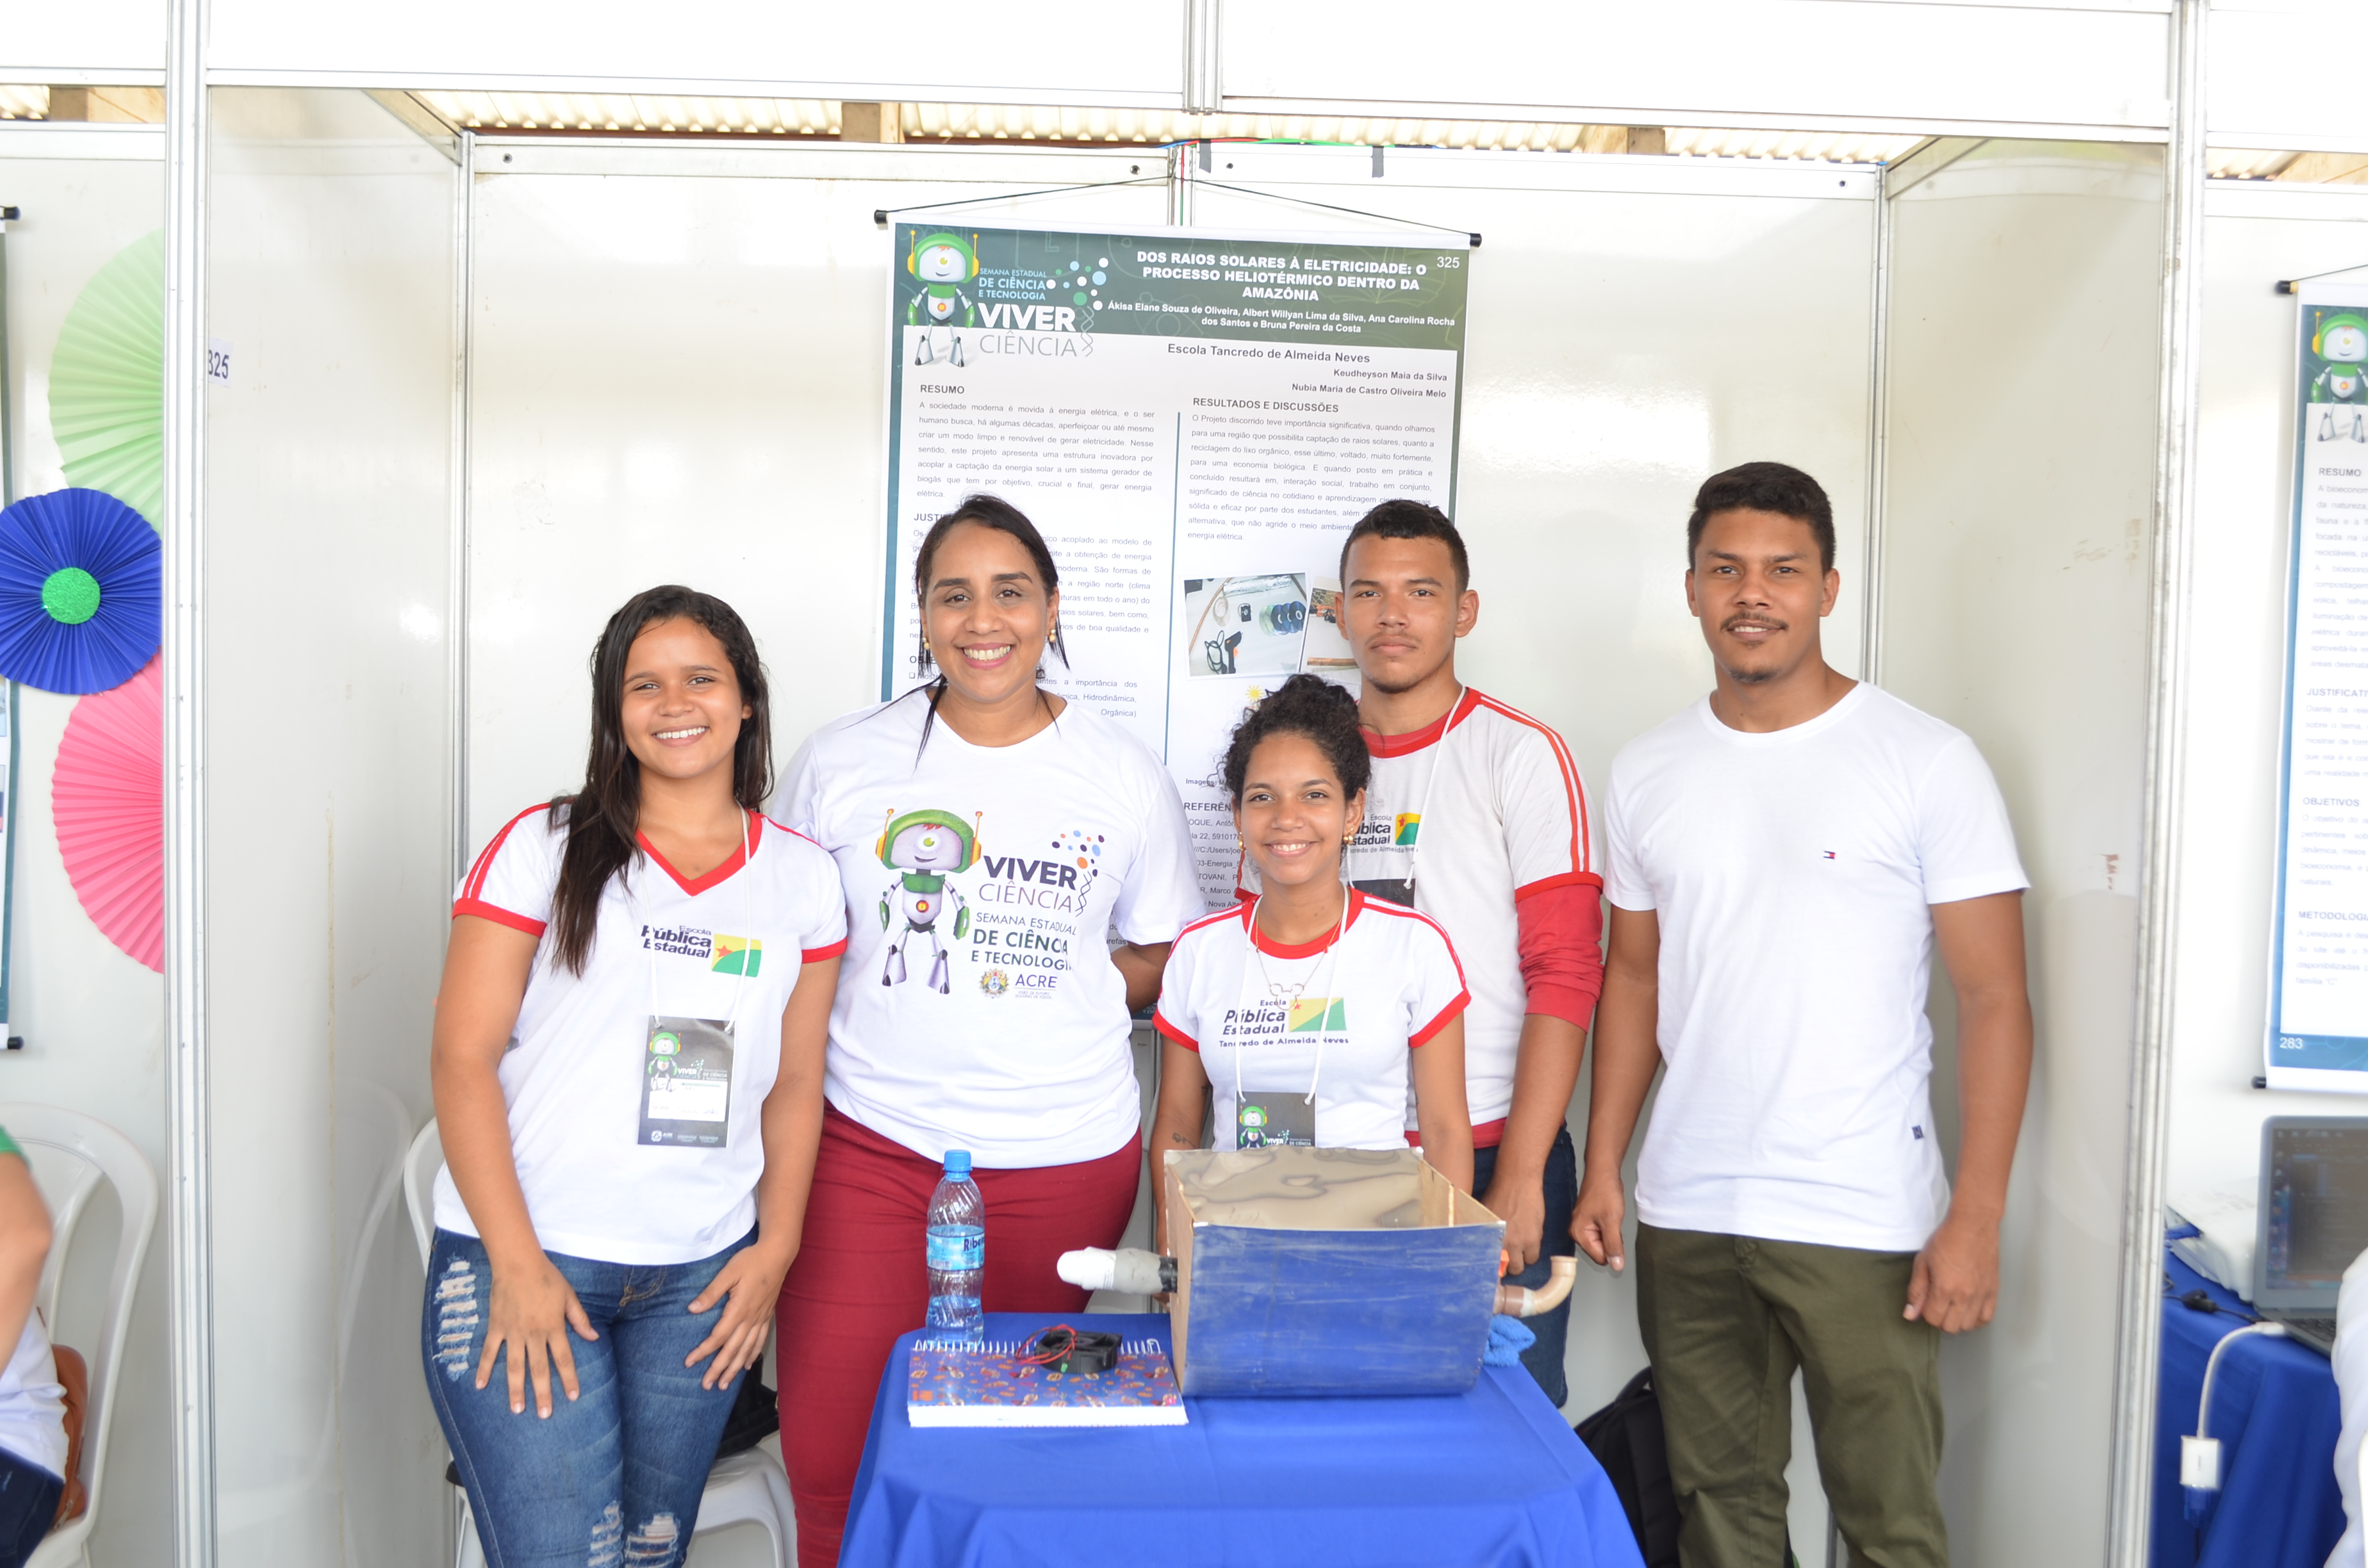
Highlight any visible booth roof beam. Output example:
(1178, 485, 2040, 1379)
(381, 90, 1940, 164)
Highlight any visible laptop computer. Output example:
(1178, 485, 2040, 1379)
(2253, 1116, 2368, 1355)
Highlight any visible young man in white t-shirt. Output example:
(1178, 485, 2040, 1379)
(1574, 462, 2034, 1567)
(1242, 500, 1602, 1403)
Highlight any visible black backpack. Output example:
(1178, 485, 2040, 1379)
(1575, 1367, 1680, 1568)
(1575, 1369, 1802, 1568)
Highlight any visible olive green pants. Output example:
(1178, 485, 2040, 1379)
(1636, 1225, 1947, 1568)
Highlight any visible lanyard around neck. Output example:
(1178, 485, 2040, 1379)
(1239, 883, 1349, 1110)
(640, 810, 755, 1029)
(1388, 685, 1464, 896)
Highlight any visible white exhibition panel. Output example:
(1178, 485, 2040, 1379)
(2167, 181, 2368, 1218)
(1218, 0, 2173, 135)
(0, 120, 173, 1568)
(2208, 0, 2368, 156)
(204, 0, 1188, 105)
(0, 0, 164, 84)
(203, 88, 453, 1568)
(1880, 140, 2169, 1567)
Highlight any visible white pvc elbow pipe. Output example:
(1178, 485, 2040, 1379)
(1495, 1255, 1577, 1318)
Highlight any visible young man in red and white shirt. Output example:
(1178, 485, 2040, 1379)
(1244, 500, 1604, 1403)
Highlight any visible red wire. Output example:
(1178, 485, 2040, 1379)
(1014, 1324, 1080, 1368)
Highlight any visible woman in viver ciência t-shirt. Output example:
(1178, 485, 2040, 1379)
(425, 586, 847, 1568)
(1148, 673, 1472, 1248)
(773, 494, 1201, 1568)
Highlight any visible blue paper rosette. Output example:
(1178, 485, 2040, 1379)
(0, 489, 163, 694)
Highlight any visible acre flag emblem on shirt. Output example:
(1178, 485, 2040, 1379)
(712, 935, 762, 976)
(1288, 997, 1347, 1033)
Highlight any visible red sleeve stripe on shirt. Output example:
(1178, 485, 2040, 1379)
(452, 897, 547, 938)
(802, 937, 850, 963)
(1410, 990, 1471, 1047)
(768, 814, 831, 853)
(461, 803, 548, 906)
(1515, 869, 1604, 902)
(1153, 1011, 1199, 1051)
(1472, 692, 1591, 874)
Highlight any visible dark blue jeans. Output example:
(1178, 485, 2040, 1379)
(1474, 1124, 1577, 1408)
(0, 1448, 60, 1568)
(421, 1227, 752, 1568)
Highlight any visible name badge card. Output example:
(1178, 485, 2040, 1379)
(639, 1015, 734, 1148)
(1235, 1092, 1316, 1149)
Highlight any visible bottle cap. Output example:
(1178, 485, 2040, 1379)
(944, 1149, 971, 1179)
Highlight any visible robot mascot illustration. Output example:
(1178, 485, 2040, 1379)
(876, 807, 985, 992)
(2312, 310, 2368, 443)
(906, 231, 980, 368)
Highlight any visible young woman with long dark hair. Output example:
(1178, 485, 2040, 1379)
(425, 586, 846, 1567)
(772, 496, 1200, 1567)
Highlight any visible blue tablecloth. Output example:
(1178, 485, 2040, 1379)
(2152, 1250, 2344, 1568)
(842, 1312, 1646, 1568)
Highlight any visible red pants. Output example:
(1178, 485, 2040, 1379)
(775, 1106, 1141, 1568)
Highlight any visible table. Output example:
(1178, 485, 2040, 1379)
(842, 1312, 1647, 1568)
(2151, 1250, 2345, 1568)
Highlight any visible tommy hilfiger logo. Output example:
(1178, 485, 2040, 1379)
(1822, 851, 1837, 860)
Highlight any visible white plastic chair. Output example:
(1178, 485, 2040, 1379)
(403, 1120, 795, 1568)
(0, 1106, 158, 1568)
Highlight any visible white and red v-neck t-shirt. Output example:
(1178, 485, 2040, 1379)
(1154, 892, 1470, 1152)
(433, 804, 848, 1266)
(1242, 688, 1602, 1139)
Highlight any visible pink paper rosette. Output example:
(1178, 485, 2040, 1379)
(53, 655, 161, 971)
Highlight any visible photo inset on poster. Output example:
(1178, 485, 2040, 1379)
(1304, 582, 1355, 671)
(1180, 575, 1309, 679)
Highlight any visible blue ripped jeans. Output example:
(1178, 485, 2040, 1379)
(421, 1227, 752, 1568)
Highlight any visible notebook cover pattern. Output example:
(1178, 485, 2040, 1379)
(907, 1334, 1188, 1426)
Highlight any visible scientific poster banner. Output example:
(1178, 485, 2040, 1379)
(2269, 283, 2368, 1090)
(880, 222, 1470, 906)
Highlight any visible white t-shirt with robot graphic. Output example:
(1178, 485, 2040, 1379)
(780, 692, 1204, 1168)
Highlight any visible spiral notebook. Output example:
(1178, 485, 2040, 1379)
(906, 1332, 1188, 1427)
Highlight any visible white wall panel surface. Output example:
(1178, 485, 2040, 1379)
(1879, 140, 2166, 1567)
(0, 0, 163, 83)
(0, 127, 170, 1568)
(204, 86, 454, 1568)
(2164, 181, 2368, 1231)
(2209, 0, 2368, 154)
(1222, 1, 2172, 136)
(465, 143, 1168, 845)
(206, 0, 1187, 105)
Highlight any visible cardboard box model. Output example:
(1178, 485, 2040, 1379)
(1161, 1146, 1506, 1397)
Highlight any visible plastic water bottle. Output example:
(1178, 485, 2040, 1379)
(925, 1150, 985, 1344)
